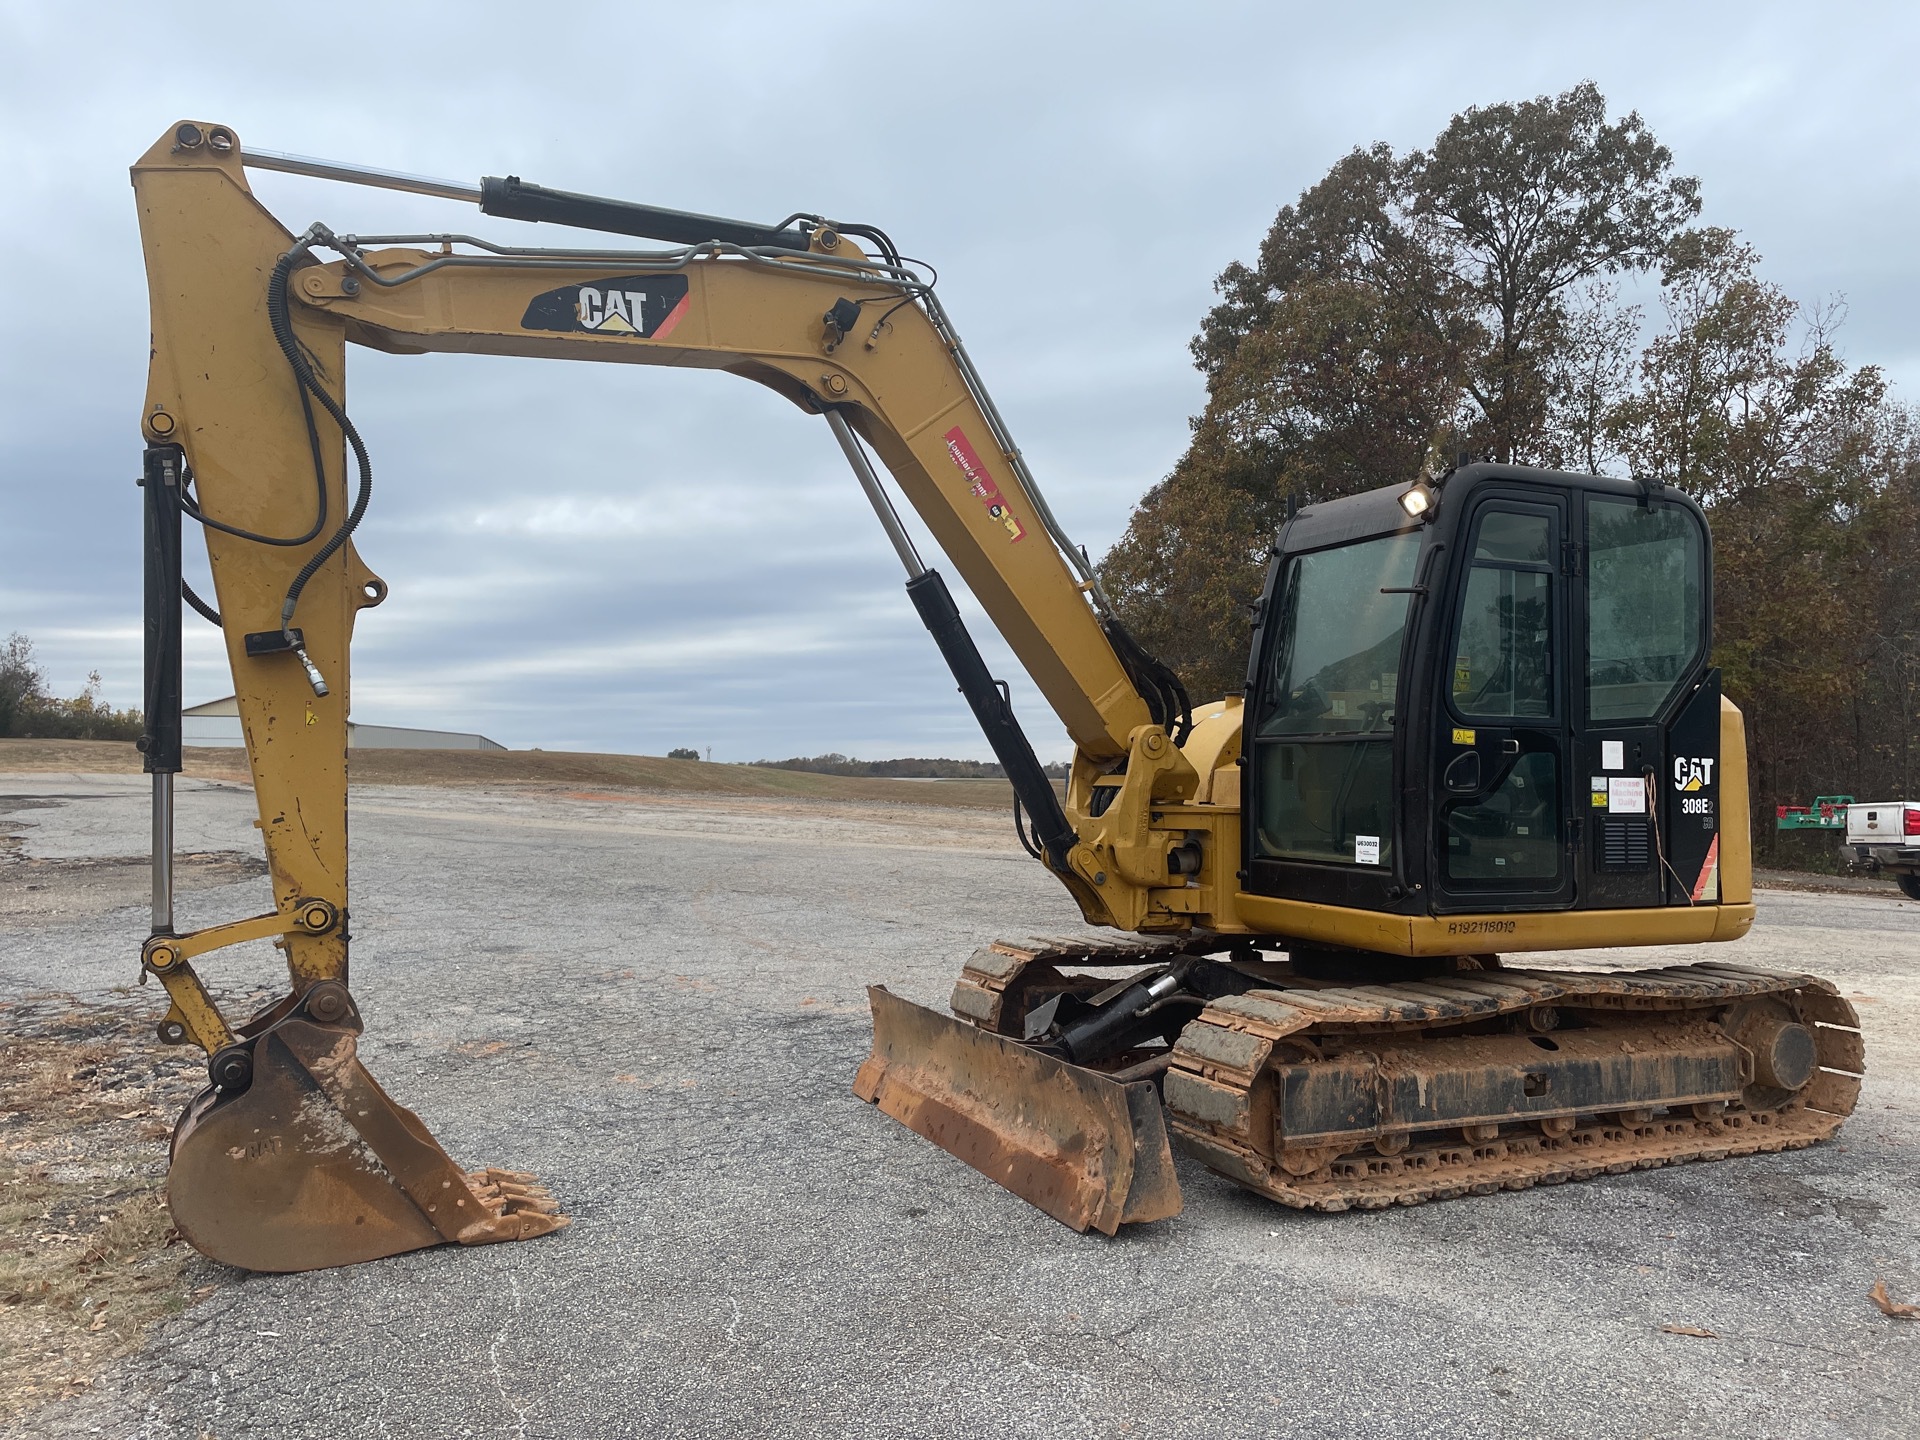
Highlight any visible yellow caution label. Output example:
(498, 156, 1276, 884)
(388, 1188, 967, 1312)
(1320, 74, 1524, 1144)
(1452, 728, 1475, 745)
(1591, 790, 1608, 807)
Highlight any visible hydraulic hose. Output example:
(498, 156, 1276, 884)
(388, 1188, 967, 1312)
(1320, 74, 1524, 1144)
(264, 238, 377, 688)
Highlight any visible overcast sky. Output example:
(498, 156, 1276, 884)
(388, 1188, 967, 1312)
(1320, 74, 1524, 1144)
(2, 2, 1913, 763)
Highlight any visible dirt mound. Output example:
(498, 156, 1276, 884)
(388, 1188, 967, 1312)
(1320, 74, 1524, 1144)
(0, 740, 1024, 811)
(0, 995, 239, 1420)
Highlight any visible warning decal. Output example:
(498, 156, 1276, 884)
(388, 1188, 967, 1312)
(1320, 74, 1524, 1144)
(1691, 834, 1721, 903)
(942, 427, 1026, 542)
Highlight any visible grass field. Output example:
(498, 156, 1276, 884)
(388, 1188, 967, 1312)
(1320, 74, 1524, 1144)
(0, 739, 1030, 812)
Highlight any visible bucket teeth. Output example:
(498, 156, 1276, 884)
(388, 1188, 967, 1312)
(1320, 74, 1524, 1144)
(454, 1169, 571, 1244)
(462, 1168, 570, 1236)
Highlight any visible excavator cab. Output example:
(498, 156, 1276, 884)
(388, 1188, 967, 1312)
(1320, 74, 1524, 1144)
(1244, 463, 1727, 933)
(869, 463, 1854, 1224)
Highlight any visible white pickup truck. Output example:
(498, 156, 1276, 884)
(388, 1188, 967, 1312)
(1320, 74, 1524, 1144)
(1846, 801, 1920, 899)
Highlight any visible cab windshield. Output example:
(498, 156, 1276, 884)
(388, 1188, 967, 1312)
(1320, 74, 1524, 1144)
(1254, 530, 1421, 869)
(1261, 532, 1421, 737)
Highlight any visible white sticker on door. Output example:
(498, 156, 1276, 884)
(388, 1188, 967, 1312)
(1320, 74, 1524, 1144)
(1602, 740, 1625, 771)
(1608, 777, 1647, 814)
(1355, 835, 1381, 865)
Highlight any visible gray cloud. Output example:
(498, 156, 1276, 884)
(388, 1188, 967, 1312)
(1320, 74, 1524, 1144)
(3, 1, 1913, 762)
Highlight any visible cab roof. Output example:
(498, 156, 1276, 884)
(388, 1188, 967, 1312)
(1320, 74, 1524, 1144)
(1280, 463, 1694, 554)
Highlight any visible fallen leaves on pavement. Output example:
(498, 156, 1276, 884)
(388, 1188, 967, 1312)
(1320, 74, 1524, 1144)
(1869, 1281, 1919, 1320)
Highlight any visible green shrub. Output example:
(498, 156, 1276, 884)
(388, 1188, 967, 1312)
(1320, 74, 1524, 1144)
(0, 633, 144, 741)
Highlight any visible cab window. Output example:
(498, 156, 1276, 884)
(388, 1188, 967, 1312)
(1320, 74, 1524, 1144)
(1451, 509, 1554, 720)
(1441, 502, 1562, 890)
(1586, 499, 1706, 722)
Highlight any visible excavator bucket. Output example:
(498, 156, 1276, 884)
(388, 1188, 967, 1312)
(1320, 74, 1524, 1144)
(167, 986, 567, 1273)
(854, 986, 1181, 1234)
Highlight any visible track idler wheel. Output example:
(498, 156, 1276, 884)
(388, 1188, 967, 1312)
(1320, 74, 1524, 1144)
(167, 982, 567, 1273)
(1726, 997, 1821, 1111)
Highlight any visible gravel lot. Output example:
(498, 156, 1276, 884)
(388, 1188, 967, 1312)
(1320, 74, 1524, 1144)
(3, 773, 1917, 1440)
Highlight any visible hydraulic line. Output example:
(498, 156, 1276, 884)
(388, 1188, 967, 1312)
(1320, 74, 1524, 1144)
(182, 580, 221, 626)
(174, 449, 326, 547)
(264, 233, 377, 688)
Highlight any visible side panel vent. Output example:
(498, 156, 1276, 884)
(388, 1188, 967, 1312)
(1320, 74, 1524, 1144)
(1599, 817, 1653, 872)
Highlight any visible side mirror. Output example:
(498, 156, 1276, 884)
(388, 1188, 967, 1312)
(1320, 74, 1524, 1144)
(1444, 750, 1482, 794)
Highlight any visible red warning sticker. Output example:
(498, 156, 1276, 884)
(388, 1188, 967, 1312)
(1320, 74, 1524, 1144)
(943, 426, 1025, 542)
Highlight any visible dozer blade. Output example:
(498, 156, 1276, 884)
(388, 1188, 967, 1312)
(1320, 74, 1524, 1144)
(168, 986, 567, 1273)
(854, 985, 1181, 1234)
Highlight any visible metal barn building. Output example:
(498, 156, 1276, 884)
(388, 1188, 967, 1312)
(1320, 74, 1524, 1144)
(180, 696, 506, 752)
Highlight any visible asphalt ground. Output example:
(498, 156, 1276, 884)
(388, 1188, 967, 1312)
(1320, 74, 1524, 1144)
(3, 773, 1917, 1440)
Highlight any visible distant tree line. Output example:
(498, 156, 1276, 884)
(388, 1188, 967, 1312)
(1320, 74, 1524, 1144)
(0, 633, 144, 741)
(750, 753, 1071, 780)
(1101, 83, 1919, 857)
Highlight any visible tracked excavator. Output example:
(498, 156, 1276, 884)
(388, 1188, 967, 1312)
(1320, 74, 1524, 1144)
(130, 122, 1862, 1271)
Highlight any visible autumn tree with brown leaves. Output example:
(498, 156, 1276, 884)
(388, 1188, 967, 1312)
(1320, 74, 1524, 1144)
(1105, 82, 1700, 696)
(0, 633, 143, 741)
(1608, 232, 1917, 848)
(1104, 83, 1917, 855)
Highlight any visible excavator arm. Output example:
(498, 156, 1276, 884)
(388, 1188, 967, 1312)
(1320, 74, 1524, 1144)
(131, 122, 1218, 1265)
(134, 122, 1227, 930)
(303, 237, 1157, 760)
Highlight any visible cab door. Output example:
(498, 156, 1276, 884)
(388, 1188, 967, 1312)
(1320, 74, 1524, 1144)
(1578, 492, 1713, 908)
(1431, 496, 1574, 910)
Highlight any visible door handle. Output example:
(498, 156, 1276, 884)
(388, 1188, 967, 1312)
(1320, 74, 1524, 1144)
(1444, 750, 1482, 794)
